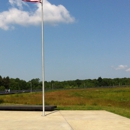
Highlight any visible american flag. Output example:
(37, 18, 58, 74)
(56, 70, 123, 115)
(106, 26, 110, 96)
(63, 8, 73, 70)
(22, 0, 41, 2)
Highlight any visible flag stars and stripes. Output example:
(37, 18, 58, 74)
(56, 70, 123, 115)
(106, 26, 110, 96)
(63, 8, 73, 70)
(22, 0, 41, 3)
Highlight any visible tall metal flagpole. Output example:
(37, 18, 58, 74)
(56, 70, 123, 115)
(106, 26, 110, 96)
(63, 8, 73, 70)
(22, 0, 45, 116)
(41, 0, 45, 116)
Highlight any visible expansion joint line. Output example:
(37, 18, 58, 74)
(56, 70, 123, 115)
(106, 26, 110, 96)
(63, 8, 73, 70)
(59, 111, 74, 130)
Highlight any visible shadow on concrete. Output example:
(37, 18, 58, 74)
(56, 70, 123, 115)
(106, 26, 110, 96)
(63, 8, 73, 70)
(45, 110, 59, 116)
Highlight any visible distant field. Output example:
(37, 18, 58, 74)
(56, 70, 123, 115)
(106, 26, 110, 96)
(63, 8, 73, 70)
(0, 87, 130, 118)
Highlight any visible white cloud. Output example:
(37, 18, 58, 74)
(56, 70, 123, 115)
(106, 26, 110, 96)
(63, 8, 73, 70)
(9, 0, 27, 9)
(0, 0, 75, 30)
(126, 68, 130, 72)
(115, 65, 128, 70)
(43, 0, 74, 24)
(112, 65, 130, 72)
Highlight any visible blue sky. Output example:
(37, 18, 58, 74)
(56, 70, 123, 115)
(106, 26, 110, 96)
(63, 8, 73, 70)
(0, 0, 130, 81)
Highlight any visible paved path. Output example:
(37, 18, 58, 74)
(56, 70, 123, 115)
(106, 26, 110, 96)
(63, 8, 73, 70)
(0, 110, 129, 130)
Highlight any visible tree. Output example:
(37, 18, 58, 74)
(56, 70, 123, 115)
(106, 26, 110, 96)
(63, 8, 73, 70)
(97, 77, 103, 87)
(19, 80, 27, 90)
(0, 75, 2, 86)
(3, 76, 10, 89)
(10, 79, 19, 90)
(51, 80, 55, 89)
(75, 79, 82, 88)
(30, 78, 41, 90)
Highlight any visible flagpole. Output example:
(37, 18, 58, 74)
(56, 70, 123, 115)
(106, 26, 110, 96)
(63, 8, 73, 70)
(41, 0, 45, 116)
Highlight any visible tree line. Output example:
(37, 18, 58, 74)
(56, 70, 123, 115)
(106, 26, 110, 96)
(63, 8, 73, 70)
(0, 76, 41, 91)
(0, 75, 130, 91)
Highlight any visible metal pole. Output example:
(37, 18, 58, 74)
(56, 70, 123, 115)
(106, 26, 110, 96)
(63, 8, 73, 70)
(41, 0, 45, 116)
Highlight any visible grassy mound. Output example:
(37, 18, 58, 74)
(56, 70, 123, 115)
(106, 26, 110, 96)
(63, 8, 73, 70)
(0, 87, 130, 118)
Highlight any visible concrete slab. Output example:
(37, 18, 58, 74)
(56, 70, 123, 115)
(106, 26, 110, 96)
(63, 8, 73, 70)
(60, 111, 130, 130)
(0, 110, 129, 130)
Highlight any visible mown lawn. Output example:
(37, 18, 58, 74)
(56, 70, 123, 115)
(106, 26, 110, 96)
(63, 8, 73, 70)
(0, 87, 130, 118)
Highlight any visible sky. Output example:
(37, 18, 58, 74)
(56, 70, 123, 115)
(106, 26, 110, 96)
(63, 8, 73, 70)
(0, 0, 130, 81)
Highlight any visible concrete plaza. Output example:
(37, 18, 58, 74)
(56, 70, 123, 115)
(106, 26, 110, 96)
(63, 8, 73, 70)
(0, 110, 130, 130)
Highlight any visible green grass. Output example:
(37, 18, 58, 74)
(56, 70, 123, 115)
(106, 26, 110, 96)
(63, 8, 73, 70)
(0, 87, 130, 118)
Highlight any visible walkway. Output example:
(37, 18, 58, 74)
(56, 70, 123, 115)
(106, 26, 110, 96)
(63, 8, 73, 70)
(0, 110, 129, 130)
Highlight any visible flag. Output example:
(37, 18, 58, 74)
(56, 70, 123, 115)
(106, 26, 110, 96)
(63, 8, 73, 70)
(22, 0, 41, 2)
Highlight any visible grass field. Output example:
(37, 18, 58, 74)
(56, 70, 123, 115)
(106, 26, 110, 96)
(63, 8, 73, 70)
(0, 87, 130, 118)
